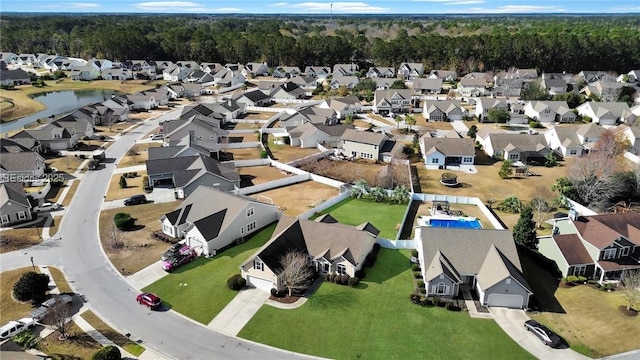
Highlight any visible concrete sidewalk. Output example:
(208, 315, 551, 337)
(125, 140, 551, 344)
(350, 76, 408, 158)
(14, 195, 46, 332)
(127, 261, 169, 290)
(207, 288, 270, 336)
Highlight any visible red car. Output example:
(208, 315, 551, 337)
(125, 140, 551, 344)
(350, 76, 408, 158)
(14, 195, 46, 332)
(136, 293, 162, 309)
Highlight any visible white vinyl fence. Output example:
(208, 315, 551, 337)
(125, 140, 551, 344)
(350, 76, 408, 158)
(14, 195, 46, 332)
(411, 193, 505, 230)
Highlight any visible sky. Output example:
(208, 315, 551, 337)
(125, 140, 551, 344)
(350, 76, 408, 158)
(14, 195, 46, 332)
(1, 0, 639, 14)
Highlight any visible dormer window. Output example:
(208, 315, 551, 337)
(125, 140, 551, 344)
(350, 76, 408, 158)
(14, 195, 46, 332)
(603, 248, 617, 260)
(622, 246, 630, 257)
(246, 208, 254, 217)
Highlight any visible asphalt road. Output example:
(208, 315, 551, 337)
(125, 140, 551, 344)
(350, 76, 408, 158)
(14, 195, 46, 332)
(1, 110, 309, 360)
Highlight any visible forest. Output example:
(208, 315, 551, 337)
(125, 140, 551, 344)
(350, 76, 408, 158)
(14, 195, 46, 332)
(1, 14, 639, 74)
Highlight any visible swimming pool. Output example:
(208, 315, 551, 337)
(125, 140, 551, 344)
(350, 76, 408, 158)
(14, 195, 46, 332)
(418, 216, 482, 229)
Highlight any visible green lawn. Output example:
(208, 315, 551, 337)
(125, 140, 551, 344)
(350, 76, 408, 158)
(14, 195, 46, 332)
(238, 249, 534, 360)
(312, 197, 408, 239)
(142, 224, 276, 324)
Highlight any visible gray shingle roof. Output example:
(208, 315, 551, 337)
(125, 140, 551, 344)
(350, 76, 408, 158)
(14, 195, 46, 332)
(422, 137, 475, 157)
(476, 244, 532, 292)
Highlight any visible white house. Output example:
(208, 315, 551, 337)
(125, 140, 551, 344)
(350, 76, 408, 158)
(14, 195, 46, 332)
(524, 101, 576, 123)
(576, 102, 634, 126)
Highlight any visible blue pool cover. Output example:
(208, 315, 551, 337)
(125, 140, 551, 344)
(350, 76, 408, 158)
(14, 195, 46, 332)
(429, 218, 482, 229)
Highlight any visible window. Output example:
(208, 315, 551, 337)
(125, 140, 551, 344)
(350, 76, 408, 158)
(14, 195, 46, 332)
(506, 278, 511, 284)
(431, 158, 439, 164)
(324, 263, 330, 272)
(247, 221, 256, 232)
(463, 157, 473, 163)
(508, 153, 519, 160)
(603, 248, 617, 260)
(17, 211, 26, 220)
(622, 247, 630, 257)
(240, 226, 245, 235)
(0, 214, 9, 224)
(254, 260, 263, 271)
(53, 133, 62, 138)
(246, 207, 254, 217)
(435, 283, 447, 295)
(337, 264, 346, 275)
(574, 265, 587, 275)
(569, 150, 578, 155)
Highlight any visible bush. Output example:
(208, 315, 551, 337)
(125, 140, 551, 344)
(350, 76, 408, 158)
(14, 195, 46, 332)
(413, 272, 422, 279)
(270, 288, 285, 298)
(260, 149, 268, 159)
(410, 249, 418, 257)
(577, 275, 587, 283)
(13, 271, 50, 303)
(119, 175, 127, 188)
(411, 264, 421, 272)
(446, 301, 461, 311)
(79, 154, 87, 159)
(340, 274, 350, 285)
(354, 269, 366, 279)
(410, 293, 420, 304)
(113, 212, 135, 230)
(364, 253, 375, 267)
(12, 331, 39, 349)
(565, 275, 578, 285)
(92, 345, 121, 360)
(227, 274, 246, 291)
(99, 135, 106, 141)
(422, 296, 434, 306)
(348, 277, 360, 287)
(436, 298, 446, 307)
(416, 280, 425, 288)
(327, 273, 337, 282)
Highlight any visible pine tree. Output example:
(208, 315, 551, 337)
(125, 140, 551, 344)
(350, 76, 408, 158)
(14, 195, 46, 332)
(119, 175, 127, 188)
(513, 206, 537, 250)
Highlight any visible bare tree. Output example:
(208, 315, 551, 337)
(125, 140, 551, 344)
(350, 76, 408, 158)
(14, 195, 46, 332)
(593, 129, 631, 159)
(44, 296, 72, 339)
(621, 270, 640, 311)
(567, 152, 627, 211)
(529, 197, 552, 229)
(277, 251, 314, 297)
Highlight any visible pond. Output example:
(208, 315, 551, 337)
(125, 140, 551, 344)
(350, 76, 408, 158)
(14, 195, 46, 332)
(0, 89, 118, 134)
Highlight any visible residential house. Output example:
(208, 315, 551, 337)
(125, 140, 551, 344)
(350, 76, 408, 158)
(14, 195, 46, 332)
(175, 61, 200, 70)
(539, 213, 640, 283)
(576, 102, 634, 126)
(463, 72, 493, 82)
(233, 89, 272, 107)
(416, 227, 532, 308)
(474, 98, 508, 122)
(541, 75, 568, 95)
(578, 70, 614, 84)
(493, 76, 524, 98)
(366, 66, 395, 78)
(412, 78, 443, 95)
(543, 125, 591, 158)
(374, 78, 393, 90)
(279, 107, 338, 127)
(330, 75, 359, 90)
(70, 66, 100, 81)
(515, 69, 538, 81)
(52, 117, 94, 138)
(162, 115, 228, 153)
(457, 78, 487, 97)
(123, 60, 155, 72)
(11, 124, 78, 151)
(101, 97, 130, 123)
(269, 82, 306, 101)
(0, 183, 33, 226)
(428, 70, 457, 82)
(580, 80, 625, 102)
(87, 58, 113, 71)
(339, 128, 404, 162)
(145, 153, 240, 198)
(0, 66, 31, 86)
(243, 62, 270, 78)
(240, 215, 378, 291)
(332, 63, 359, 77)
(160, 185, 280, 256)
(523, 101, 576, 123)
(617, 70, 640, 83)
(304, 66, 331, 79)
(272, 66, 301, 78)
(163, 65, 192, 82)
(318, 96, 362, 119)
(213, 68, 246, 88)
(288, 122, 354, 148)
(616, 125, 640, 155)
(423, 100, 465, 122)
(373, 89, 413, 116)
(125, 94, 158, 111)
(398, 63, 424, 80)
(184, 70, 215, 86)
(477, 131, 554, 163)
(200, 62, 224, 74)
(101, 68, 133, 81)
(142, 87, 172, 106)
(0, 138, 46, 179)
(15, 54, 37, 66)
(288, 75, 317, 91)
(0, 52, 18, 64)
(420, 136, 475, 171)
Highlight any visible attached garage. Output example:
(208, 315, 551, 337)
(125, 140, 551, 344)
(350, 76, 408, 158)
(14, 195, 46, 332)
(486, 294, 523, 308)
(246, 276, 274, 291)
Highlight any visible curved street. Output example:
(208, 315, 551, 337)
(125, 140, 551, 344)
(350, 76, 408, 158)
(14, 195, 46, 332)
(1, 110, 308, 360)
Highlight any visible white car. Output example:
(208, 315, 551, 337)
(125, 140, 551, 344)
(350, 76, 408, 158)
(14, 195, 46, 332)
(0, 318, 36, 340)
(34, 202, 60, 212)
(149, 133, 163, 140)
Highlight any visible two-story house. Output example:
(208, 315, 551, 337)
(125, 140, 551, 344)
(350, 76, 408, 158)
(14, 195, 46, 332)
(339, 129, 404, 162)
(423, 100, 465, 122)
(373, 89, 413, 116)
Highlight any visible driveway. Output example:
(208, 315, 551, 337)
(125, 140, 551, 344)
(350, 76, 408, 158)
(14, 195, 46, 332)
(490, 308, 591, 360)
(101, 187, 177, 210)
(207, 288, 270, 336)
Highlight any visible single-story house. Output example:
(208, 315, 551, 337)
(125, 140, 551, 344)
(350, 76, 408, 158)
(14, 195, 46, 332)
(233, 89, 272, 107)
(523, 101, 576, 123)
(474, 98, 508, 122)
(477, 131, 554, 163)
(416, 227, 533, 309)
(412, 78, 444, 95)
(287, 122, 354, 148)
(160, 185, 280, 256)
(0, 183, 33, 226)
(428, 70, 457, 82)
(11, 124, 78, 151)
(420, 136, 475, 170)
(457, 78, 487, 97)
(576, 102, 634, 126)
(240, 215, 378, 291)
(330, 75, 359, 90)
(340, 128, 404, 163)
(318, 96, 362, 119)
(366, 66, 395, 78)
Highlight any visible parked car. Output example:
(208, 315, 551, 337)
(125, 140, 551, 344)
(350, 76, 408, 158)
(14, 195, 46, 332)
(92, 151, 106, 162)
(30, 294, 73, 322)
(149, 134, 164, 141)
(161, 242, 184, 261)
(88, 159, 102, 170)
(34, 202, 60, 212)
(136, 292, 162, 309)
(124, 194, 147, 206)
(0, 318, 36, 340)
(524, 320, 561, 347)
(161, 245, 196, 272)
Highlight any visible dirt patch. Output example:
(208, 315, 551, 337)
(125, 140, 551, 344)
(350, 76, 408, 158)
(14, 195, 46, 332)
(238, 166, 290, 187)
(0, 219, 46, 253)
(118, 143, 160, 168)
(243, 112, 277, 120)
(251, 181, 339, 217)
(299, 158, 393, 186)
(98, 201, 180, 274)
(219, 148, 262, 161)
(618, 306, 638, 317)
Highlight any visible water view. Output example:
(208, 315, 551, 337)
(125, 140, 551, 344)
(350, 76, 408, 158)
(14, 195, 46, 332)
(0, 89, 117, 134)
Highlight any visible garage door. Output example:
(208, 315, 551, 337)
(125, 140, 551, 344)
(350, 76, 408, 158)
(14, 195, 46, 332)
(487, 294, 523, 308)
(247, 276, 274, 291)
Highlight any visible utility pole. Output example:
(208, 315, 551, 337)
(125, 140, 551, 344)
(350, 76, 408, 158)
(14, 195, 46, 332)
(330, 3, 333, 28)
(30, 256, 35, 271)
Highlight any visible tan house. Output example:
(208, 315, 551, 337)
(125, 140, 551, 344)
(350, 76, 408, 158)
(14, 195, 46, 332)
(339, 129, 404, 162)
(240, 215, 378, 291)
(0, 183, 33, 226)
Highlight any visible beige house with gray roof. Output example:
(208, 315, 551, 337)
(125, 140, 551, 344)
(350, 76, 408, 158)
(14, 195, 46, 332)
(240, 215, 378, 291)
(477, 131, 555, 163)
(420, 136, 475, 171)
(416, 227, 532, 308)
(339, 129, 404, 163)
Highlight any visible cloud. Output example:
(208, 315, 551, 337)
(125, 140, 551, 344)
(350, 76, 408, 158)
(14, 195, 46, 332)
(63, 3, 101, 8)
(413, 0, 484, 4)
(291, 2, 389, 13)
(269, 2, 289, 6)
(133, 1, 240, 12)
(450, 5, 566, 13)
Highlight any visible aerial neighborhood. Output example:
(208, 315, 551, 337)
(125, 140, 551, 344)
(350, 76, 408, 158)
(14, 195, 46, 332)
(1, 13, 640, 360)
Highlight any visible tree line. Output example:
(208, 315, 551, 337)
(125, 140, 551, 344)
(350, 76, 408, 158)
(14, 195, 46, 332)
(1, 15, 639, 74)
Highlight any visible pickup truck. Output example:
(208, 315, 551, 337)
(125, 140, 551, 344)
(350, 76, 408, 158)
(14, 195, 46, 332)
(30, 294, 73, 322)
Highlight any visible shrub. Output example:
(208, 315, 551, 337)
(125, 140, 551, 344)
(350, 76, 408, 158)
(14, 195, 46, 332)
(333, 274, 342, 284)
(410, 249, 418, 257)
(413, 272, 422, 279)
(410, 293, 420, 304)
(372, 243, 381, 254)
(92, 345, 121, 360)
(12, 331, 39, 349)
(99, 135, 106, 141)
(416, 280, 425, 288)
(119, 175, 127, 188)
(436, 298, 446, 307)
(227, 274, 246, 291)
(270, 288, 285, 298)
(565, 275, 578, 285)
(577, 275, 587, 283)
(13, 271, 50, 302)
(79, 154, 87, 159)
(411, 264, 421, 272)
(348, 277, 360, 287)
(446, 301, 461, 311)
(354, 269, 366, 279)
(340, 274, 350, 285)
(260, 149, 268, 158)
(422, 297, 434, 306)
(113, 212, 135, 230)
(328, 273, 337, 282)
(364, 253, 375, 267)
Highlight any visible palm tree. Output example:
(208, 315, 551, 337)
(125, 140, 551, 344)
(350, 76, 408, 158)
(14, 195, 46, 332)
(394, 115, 403, 130)
(405, 114, 416, 132)
(369, 187, 387, 202)
(496, 196, 524, 214)
(350, 179, 370, 199)
(392, 185, 410, 204)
